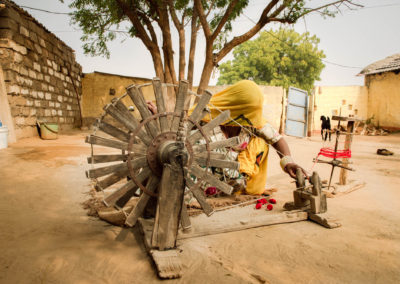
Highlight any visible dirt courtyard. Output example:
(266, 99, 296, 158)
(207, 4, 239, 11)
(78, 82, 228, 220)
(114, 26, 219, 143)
(0, 130, 399, 283)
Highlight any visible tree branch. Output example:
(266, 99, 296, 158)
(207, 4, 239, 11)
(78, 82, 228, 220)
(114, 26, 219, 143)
(215, 1, 284, 62)
(211, 0, 239, 41)
(194, 0, 211, 39)
(299, 0, 363, 18)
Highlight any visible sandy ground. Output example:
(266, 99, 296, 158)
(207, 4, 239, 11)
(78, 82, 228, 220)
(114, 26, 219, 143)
(0, 130, 399, 283)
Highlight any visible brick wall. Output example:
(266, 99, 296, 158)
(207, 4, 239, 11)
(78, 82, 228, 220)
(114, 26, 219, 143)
(0, 1, 82, 139)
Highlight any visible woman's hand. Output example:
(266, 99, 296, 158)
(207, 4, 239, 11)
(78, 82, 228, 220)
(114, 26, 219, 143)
(284, 163, 309, 179)
(147, 101, 157, 114)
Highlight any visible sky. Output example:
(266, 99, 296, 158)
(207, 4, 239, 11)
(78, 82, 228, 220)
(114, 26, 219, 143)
(12, 0, 400, 87)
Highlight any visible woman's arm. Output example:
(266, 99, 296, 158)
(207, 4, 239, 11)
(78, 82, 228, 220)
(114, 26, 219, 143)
(272, 138, 308, 179)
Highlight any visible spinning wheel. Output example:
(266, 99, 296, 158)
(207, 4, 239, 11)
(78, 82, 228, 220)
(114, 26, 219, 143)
(85, 78, 241, 250)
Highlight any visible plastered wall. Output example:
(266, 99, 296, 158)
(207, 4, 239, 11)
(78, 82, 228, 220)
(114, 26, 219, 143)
(311, 85, 368, 131)
(366, 72, 400, 129)
(81, 72, 153, 126)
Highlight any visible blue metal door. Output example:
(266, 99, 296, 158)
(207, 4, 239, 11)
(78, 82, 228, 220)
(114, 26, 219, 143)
(285, 87, 308, 137)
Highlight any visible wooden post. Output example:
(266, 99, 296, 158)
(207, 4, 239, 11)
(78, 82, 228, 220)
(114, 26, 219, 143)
(339, 121, 355, 185)
(307, 89, 315, 137)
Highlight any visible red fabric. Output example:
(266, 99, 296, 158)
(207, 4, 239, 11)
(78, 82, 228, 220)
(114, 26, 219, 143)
(255, 203, 262, 209)
(269, 198, 276, 204)
(317, 147, 351, 159)
(266, 204, 273, 211)
(239, 141, 248, 150)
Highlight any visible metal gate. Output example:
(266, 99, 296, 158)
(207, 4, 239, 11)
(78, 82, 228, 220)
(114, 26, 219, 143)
(285, 87, 308, 137)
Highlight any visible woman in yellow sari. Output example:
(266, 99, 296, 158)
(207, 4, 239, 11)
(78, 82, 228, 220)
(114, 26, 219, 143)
(202, 80, 306, 195)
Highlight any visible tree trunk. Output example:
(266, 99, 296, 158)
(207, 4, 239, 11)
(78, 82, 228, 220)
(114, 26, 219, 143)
(187, 9, 199, 89)
(197, 45, 214, 96)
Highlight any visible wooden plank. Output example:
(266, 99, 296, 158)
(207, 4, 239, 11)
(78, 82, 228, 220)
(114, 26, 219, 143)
(103, 167, 150, 207)
(126, 85, 159, 138)
(187, 110, 230, 144)
(125, 174, 160, 227)
(194, 156, 240, 170)
(95, 169, 128, 191)
(152, 78, 169, 132)
(150, 249, 183, 279)
(308, 212, 341, 229)
(152, 164, 184, 250)
(332, 115, 361, 122)
(185, 176, 214, 216)
(96, 120, 130, 142)
(87, 154, 127, 164)
(187, 90, 212, 130)
(138, 218, 183, 279)
(178, 211, 308, 240)
(86, 156, 147, 179)
(187, 165, 233, 195)
(193, 136, 240, 153)
(103, 103, 151, 145)
(339, 121, 355, 185)
(170, 80, 188, 132)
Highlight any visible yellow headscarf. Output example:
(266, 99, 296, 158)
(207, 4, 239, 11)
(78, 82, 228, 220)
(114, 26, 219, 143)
(199, 80, 266, 129)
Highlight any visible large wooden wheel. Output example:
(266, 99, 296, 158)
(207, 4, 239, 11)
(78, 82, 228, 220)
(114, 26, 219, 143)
(85, 78, 241, 249)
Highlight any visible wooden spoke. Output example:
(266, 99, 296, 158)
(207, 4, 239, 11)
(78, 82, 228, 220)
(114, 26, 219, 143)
(86, 156, 147, 179)
(96, 120, 130, 142)
(180, 202, 191, 230)
(152, 164, 184, 250)
(170, 80, 189, 132)
(126, 85, 159, 138)
(125, 174, 160, 227)
(194, 157, 240, 170)
(195, 151, 227, 160)
(187, 90, 212, 130)
(86, 135, 127, 150)
(185, 176, 213, 216)
(193, 136, 240, 153)
(88, 153, 145, 164)
(103, 103, 151, 145)
(187, 110, 230, 144)
(94, 169, 128, 191)
(87, 154, 128, 164)
(103, 167, 151, 207)
(152, 78, 169, 132)
(85, 135, 147, 153)
(187, 165, 233, 195)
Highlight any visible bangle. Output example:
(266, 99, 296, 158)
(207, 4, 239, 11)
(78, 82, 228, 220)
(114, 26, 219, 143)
(280, 156, 294, 171)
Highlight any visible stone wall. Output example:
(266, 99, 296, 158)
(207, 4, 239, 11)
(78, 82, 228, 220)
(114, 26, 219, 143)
(0, 1, 82, 140)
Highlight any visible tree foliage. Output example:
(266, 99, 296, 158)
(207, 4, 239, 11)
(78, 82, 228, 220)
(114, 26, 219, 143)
(217, 29, 325, 92)
(63, 0, 361, 95)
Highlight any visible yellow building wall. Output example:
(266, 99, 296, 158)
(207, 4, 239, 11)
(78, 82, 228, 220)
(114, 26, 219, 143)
(366, 72, 400, 129)
(312, 85, 368, 131)
(81, 72, 154, 126)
